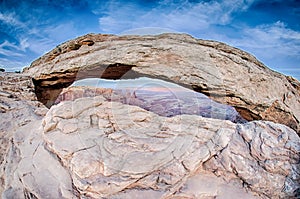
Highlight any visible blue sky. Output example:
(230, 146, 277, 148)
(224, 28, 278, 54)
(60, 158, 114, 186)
(0, 0, 299, 80)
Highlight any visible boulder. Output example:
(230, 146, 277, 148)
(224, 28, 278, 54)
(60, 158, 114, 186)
(1, 95, 299, 198)
(23, 33, 300, 133)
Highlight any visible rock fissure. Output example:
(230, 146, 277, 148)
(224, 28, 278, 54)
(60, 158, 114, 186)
(24, 189, 39, 199)
(43, 142, 68, 169)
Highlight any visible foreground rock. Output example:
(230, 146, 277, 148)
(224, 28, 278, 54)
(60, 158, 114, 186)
(0, 73, 47, 195)
(24, 33, 300, 133)
(0, 73, 47, 166)
(1, 95, 299, 198)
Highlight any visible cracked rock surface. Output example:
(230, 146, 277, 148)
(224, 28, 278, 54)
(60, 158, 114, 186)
(0, 73, 47, 176)
(1, 95, 299, 198)
(24, 33, 300, 133)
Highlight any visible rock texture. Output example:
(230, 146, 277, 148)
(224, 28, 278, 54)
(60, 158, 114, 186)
(0, 73, 48, 195)
(0, 73, 47, 164)
(23, 33, 300, 133)
(1, 95, 299, 198)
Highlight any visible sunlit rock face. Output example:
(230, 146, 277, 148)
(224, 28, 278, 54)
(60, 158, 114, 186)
(0, 73, 47, 165)
(24, 33, 300, 133)
(2, 94, 299, 199)
(55, 77, 246, 123)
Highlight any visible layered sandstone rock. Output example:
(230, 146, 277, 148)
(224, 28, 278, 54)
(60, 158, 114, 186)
(1, 95, 299, 198)
(23, 33, 300, 132)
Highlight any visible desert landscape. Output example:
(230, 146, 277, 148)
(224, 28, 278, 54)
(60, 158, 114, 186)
(0, 33, 299, 198)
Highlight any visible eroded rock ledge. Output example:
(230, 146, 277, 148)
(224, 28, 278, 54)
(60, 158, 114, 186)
(1, 95, 299, 198)
(23, 33, 300, 133)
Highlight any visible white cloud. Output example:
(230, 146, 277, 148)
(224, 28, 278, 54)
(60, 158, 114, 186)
(228, 21, 300, 58)
(29, 22, 85, 54)
(0, 39, 29, 52)
(0, 40, 26, 57)
(0, 12, 25, 28)
(0, 11, 61, 53)
(0, 11, 46, 37)
(245, 21, 300, 43)
(26, 37, 57, 55)
(99, 16, 130, 33)
(119, 27, 179, 35)
(43, 22, 78, 41)
(204, 20, 300, 78)
(19, 38, 29, 51)
(98, 0, 257, 34)
(0, 57, 29, 71)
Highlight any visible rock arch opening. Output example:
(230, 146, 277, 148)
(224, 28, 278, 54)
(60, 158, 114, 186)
(55, 77, 247, 123)
(32, 63, 137, 108)
(32, 63, 256, 122)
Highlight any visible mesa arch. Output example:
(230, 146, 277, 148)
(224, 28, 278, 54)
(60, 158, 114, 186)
(24, 33, 300, 132)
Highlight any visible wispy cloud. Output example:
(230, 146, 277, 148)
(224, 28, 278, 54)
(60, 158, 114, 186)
(0, 41, 26, 57)
(99, 0, 256, 33)
(225, 21, 300, 61)
(220, 21, 300, 78)
(234, 21, 300, 46)
(0, 57, 30, 70)
(0, 12, 25, 29)
(0, 9, 83, 70)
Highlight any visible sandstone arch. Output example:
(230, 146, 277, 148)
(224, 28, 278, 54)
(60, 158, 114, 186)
(24, 33, 300, 132)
